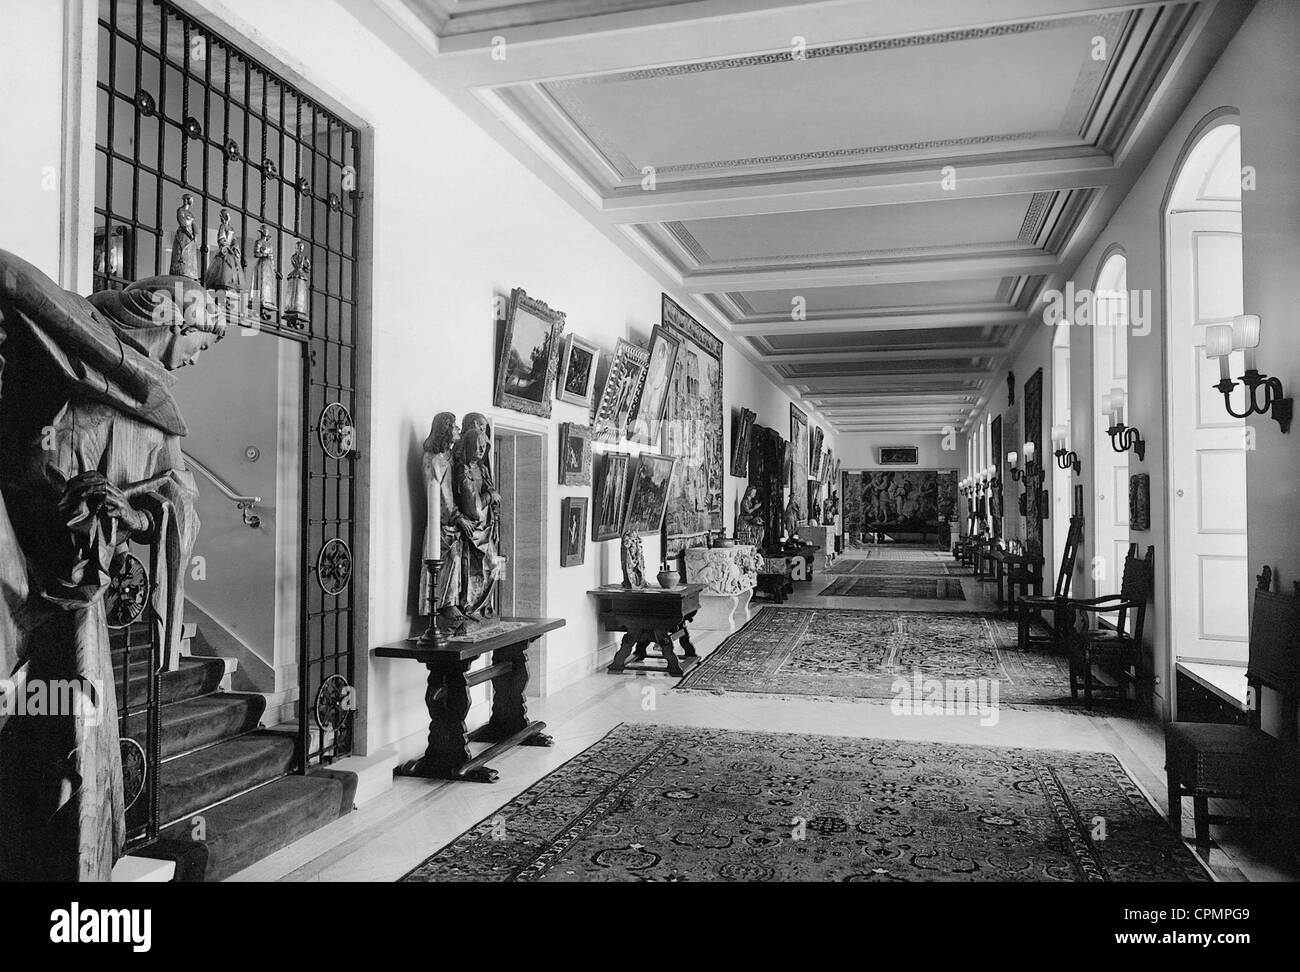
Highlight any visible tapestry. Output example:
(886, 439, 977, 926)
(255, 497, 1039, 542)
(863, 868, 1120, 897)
(677, 607, 1067, 705)
(399, 724, 1210, 882)
(661, 294, 724, 555)
(789, 405, 809, 507)
(827, 559, 961, 576)
(818, 576, 965, 600)
(842, 470, 958, 534)
(1024, 368, 1044, 557)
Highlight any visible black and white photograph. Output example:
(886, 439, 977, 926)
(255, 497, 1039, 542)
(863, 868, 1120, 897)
(0, 0, 1290, 943)
(622, 452, 677, 535)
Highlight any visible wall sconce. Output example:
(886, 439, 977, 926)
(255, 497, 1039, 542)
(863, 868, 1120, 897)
(1007, 451, 1024, 482)
(1103, 387, 1145, 461)
(985, 464, 1001, 491)
(1052, 423, 1081, 474)
(1205, 315, 1293, 433)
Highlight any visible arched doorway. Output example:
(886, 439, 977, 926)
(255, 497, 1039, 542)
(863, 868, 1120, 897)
(1092, 249, 1130, 595)
(1163, 118, 1249, 676)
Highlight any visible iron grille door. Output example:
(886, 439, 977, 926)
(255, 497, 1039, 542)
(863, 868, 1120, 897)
(94, 0, 359, 785)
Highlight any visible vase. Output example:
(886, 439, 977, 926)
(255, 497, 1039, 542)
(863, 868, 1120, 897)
(657, 568, 680, 589)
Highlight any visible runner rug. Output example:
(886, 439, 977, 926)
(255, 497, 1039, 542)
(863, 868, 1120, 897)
(827, 559, 962, 577)
(676, 607, 1067, 704)
(819, 576, 966, 600)
(399, 724, 1208, 882)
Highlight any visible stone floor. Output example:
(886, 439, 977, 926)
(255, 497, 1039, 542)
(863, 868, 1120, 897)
(229, 545, 1299, 882)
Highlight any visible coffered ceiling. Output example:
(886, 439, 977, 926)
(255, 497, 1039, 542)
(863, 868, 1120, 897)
(359, 0, 1252, 434)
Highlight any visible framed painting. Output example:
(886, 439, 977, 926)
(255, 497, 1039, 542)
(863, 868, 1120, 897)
(810, 425, 824, 479)
(591, 338, 649, 443)
(630, 324, 681, 442)
(623, 452, 677, 535)
(560, 496, 588, 567)
(494, 288, 565, 418)
(879, 446, 917, 465)
(558, 422, 592, 486)
(730, 407, 756, 478)
(1129, 473, 1151, 531)
(593, 450, 631, 541)
(790, 404, 809, 485)
(557, 334, 601, 408)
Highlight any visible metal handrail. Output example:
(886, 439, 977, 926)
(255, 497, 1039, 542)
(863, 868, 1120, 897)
(182, 450, 263, 528)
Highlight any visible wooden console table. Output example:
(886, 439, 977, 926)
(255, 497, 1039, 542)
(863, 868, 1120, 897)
(589, 584, 702, 677)
(374, 617, 564, 783)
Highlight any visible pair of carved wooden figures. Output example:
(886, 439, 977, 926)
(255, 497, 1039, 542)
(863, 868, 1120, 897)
(420, 412, 504, 627)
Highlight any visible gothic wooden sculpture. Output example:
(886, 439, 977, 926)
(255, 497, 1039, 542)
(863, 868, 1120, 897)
(0, 249, 224, 881)
(620, 532, 646, 589)
(420, 412, 462, 625)
(737, 484, 765, 549)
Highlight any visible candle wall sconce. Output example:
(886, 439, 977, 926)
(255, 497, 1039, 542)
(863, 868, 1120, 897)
(1205, 316, 1293, 433)
(1102, 388, 1145, 461)
(1007, 451, 1024, 483)
(1051, 423, 1081, 474)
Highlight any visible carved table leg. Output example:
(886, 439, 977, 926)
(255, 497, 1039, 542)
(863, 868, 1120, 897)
(398, 658, 497, 782)
(608, 631, 639, 673)
(655, 627, 684, 677)
(678, 626, 698, 659)
(475, 639, 552, 748)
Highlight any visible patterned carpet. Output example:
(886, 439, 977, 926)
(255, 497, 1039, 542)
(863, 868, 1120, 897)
(819, 576, 966, 600)
(399, 724, 1209, 882)
(676, 607, 1068, 704)
(828, 559, 962, 577)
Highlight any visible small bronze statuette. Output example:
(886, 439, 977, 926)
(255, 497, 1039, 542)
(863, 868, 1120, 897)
(203, 208, 246, 322)
(283, 240, 310, 328)
(251, 224, 276, 317)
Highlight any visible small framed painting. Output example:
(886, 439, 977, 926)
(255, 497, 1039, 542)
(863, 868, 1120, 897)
(879, 446, 918, 465)
(623, 452, 677, 534)
(560, 496, 588, 567)
(593, 450, 631, 541)
(494, 288, 565, 418)
(557, 334, 601, 408)
(559, 423, 592, 486)
(1129, 473, 1151, 531)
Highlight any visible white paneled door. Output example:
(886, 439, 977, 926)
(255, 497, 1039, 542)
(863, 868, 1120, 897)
(1167, 212, 1248, 664)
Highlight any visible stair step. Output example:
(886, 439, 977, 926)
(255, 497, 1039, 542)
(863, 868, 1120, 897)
(157, 772, 355, 882)
(113, 657, 226, 708)
(153, 731, 297, 825)
(124, 693, 266, 760)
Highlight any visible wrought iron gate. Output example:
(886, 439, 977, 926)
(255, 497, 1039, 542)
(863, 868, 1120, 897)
(94, 0, 359, 844)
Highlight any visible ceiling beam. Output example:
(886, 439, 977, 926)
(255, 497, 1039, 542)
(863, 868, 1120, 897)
(760, 344, 1004, 365)
(730, 309, 1031, 337)
(683, 253, 1058, 291)
(603, 154, 1118, 223)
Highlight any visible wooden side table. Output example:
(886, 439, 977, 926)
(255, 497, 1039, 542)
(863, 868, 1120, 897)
(589, 584, 703, 677)
(374, 617, 564, 783)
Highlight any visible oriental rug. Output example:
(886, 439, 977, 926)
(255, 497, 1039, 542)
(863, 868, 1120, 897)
(819, 576, 966, 600)
(827, 559, 961, 577)
(399, 724, 1209, 882)
(676, 607, 1068, 705)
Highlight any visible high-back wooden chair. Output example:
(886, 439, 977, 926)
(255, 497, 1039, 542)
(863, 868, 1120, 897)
(1064, 543, 1155, 708)
(1164, 588, 1300, 846)
(1015, 514, 1084, 651)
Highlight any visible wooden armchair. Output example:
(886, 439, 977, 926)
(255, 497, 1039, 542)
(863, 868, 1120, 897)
(1015, 515, 1083, 651)
(1064, 543, 1154, 709)
(1164, 589, 1300, 847)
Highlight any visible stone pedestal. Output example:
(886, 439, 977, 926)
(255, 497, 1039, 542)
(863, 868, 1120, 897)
(684, 545, 758, 631)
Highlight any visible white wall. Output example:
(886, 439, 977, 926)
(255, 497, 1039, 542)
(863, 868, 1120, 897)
(0, 0, 835, 757)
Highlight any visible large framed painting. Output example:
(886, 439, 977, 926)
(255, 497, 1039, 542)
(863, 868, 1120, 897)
(630, 324, 681, 443)
(810, 425, 825, 479)
(558, 422, 592, 486)
(494, 288, 565, 418)
(591, 338, 649, 443)
(660, 295, 725, 554)
(730, 406, 756, 478)
(593, 450, 631, 541)
(623, 452, 677, 535)
(789, 404, 809, 498)
(878, 446, 918, 465)
(560, 496, 588, 567)
(991, 414, 1004, 524)
(557, 334, 600, 408)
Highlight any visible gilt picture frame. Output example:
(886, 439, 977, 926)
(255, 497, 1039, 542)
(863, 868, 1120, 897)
(591, 338, 649, 443)
(559, 422, 592, 486)
(623, 452, 678, 535)
(557, 333, 601, 408)
(629, 325, 681, 443)
(560, 496, 588, 567)
(494, 288, 565, 418)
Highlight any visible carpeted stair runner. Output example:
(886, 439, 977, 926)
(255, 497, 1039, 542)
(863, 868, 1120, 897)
(114, 623, 355, 881)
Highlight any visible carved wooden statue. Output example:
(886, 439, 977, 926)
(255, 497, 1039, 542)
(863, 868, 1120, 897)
(203, 208, 245, 294)
(251, 224, 276, 314)
(283, 241, 310, 326)
(452, 417, 502, 619)
(168, 194, 199, 279)
(784, 496, 802, 541)
(419, 412, 461, 623)
(737, 484, 765, 549)
(0, 249, 224, 881)
(621, 532, 646, 589)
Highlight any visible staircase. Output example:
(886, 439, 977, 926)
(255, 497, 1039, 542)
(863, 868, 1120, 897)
(115, 621, 356, 882)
